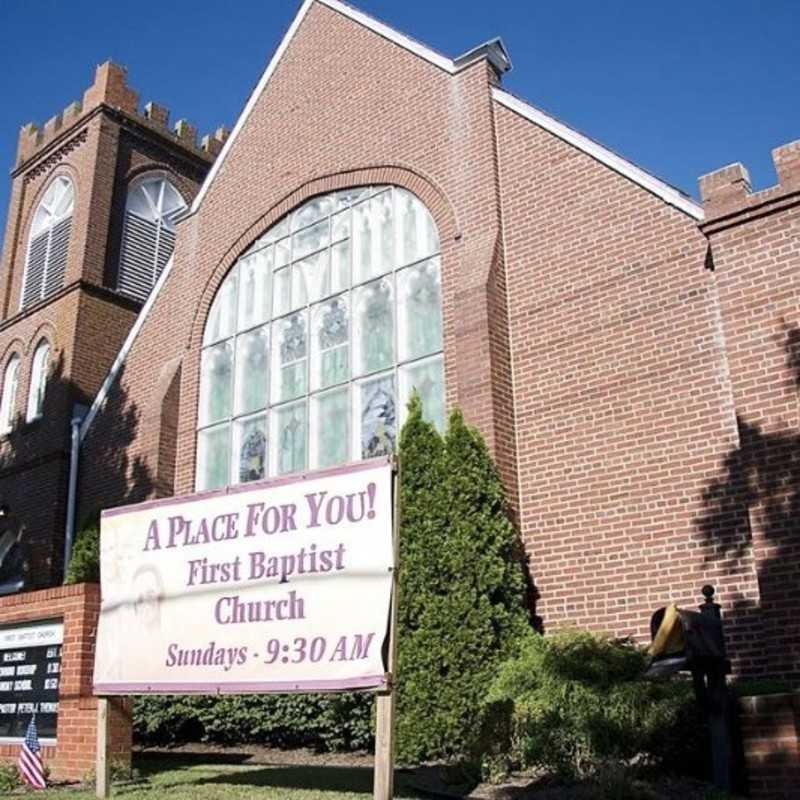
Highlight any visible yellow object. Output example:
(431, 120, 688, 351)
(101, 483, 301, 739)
(649, 604, 685, 657)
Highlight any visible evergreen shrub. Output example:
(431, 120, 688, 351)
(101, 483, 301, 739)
(482, 629, 705, 780)
(134, 396, 531, 763)
(64, 516, 100, 584)
(395, 397, 530, 764)
(134, 692, 372, 751)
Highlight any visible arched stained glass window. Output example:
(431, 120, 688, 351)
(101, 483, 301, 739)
(118, 175, 187, 301)
(21, 176, 74, 309)
(26, 339, 50, 422)
(0, 356, 20, 434)
(196, 185, 445, 491)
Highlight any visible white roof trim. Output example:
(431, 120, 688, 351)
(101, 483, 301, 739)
(319, 0, 455, 73)
(492, 87, 704, 221)
(190, 0, 456, 215)
(79, 255, 174, 442)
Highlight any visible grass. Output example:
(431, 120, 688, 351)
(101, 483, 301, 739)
(30, 754, 430, 799)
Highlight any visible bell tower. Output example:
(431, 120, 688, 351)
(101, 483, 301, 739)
(0, 61, 226, 591)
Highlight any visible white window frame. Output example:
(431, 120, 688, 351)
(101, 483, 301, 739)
(20, 176, 74, 310)
(196, 185, 445, 492)
(117, 173, 187, 301)
(0, 356, 21, 434)
(26, 339, 50, 423)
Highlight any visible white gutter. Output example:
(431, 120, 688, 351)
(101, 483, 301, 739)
(62, 255, 175, 562)
(63, 415, 82, 580)
(492, 88, 704, 221)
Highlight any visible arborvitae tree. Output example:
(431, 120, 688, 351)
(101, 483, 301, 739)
(396, 398, 529, 764)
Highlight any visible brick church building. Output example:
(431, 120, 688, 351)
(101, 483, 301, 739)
(0, 0, 798, 770)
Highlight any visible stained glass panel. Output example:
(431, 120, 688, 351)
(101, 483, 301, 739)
(312, 388, 349, 468)
(234, 414, 267, 484)
(355, 278, 394, 375)
(273, 401, 307, 475)
(292, 195, 332, 231)
(352, 198, 372, 283)
(197, 425, 230, 491)
(199, 341, 233, 425)
(273, 267, 291, 317)
(358, 373, 396, 459)
(293, 218, 328, 261)
(273, 312, 307, 403)
(312, 296, 349, 391)
(400, 355, 445, 432)
(198, 186, 443, 492)
(237, 247, 272, 332)
(203, 268, 238, 345)
(297, 250, 328, 304)
(397, 258, 442, 361)
(397, 188, 439, 266)
(235, 326, 269, 415)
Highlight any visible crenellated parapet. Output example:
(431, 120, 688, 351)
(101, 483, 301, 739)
(15, 61, 229, 168)
(699, 139, 800, 223)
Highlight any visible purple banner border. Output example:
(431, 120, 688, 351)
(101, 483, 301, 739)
(94, 674, 387, 695)
(101, 456, 393, 519)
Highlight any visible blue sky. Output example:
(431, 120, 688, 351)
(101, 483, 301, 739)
(0, 0, 798, 227)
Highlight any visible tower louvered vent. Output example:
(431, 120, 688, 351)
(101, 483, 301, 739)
(118, 176, 186, 301)
(21, 176, 74, 309)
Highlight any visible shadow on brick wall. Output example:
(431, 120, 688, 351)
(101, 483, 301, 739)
(696, 321, 800, 684)
(0, 354, 152, 590)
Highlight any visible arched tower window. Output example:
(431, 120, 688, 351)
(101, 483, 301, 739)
(0, 356, 21, 434)
(196, 185, 444, 491)
(26, 339, 50, 422)
(118, 174, 187, 301)
(21, 176, 74, 309)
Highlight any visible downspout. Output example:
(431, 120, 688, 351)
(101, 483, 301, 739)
(63, 415, 82, 581)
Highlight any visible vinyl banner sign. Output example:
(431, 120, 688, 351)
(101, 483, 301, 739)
(93, 459, 394, 695)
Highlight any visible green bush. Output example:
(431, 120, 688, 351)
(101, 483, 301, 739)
(483, 629, 704, 780)
(64, 517, 100, 584)
(134, 692, 373, 751)
(136, 398, 530, 763)
(395, 398, 530, 764)
(0, 761, 20, 791)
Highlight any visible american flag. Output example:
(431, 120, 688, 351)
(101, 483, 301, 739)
(18, 715, 46, 789)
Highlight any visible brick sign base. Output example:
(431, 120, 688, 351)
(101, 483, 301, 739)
(0, 584, 131, 781)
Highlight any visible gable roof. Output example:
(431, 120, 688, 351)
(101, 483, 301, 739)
(190, 0, 464, 215)
(81, 0, 704, 443)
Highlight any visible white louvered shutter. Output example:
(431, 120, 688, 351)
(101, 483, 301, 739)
(118, 177, 186, 301)
(20, 176, 74, 309)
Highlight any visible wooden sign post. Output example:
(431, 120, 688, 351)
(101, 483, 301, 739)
(373, 460, 400, 800)
(95, 697, 110, 799)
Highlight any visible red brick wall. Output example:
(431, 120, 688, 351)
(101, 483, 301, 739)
(700, 143, 800, 685)
(74, 3, 799, 692)
(493, 101, 767, 670)
(0, 61, 211, 582)
(0, 584, 131, 781)
(738, 693, 800, 800)
(80, 2, 516, 515)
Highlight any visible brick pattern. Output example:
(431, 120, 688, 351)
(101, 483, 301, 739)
(0, 584, 131, 781)
(738, 693, 800, 800)
(700, 141, 800, 685)
(76, 2, 800, 692)
(493, 102, 766, 670)
(0, 61, 211, 584)
(80, 2, 516, 519)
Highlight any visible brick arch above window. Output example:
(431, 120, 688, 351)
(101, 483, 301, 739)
(194, 180, 447, 491)
(189, 165, 459, 352)
(0, 352, 22, 434)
